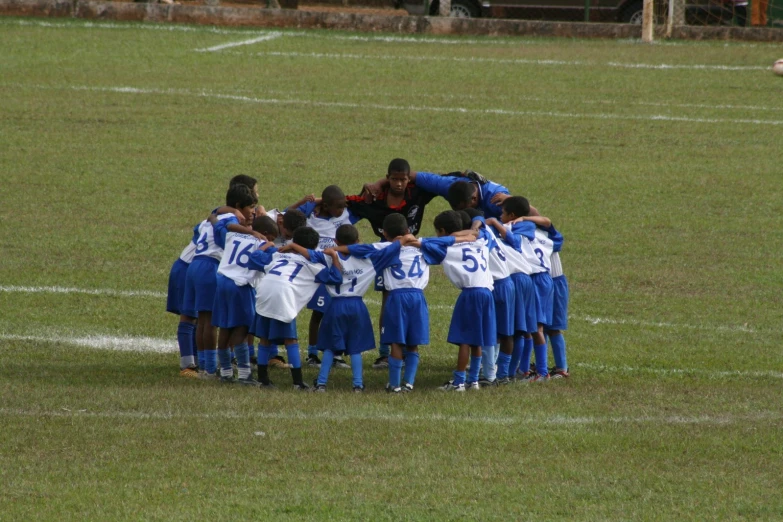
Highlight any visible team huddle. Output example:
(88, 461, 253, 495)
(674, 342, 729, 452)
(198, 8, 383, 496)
(166, 159, 569, 392)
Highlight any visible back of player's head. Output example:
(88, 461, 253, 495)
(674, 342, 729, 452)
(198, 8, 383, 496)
(282, 209, 306, 234)
(335, 224, 359, 246)
(382, 213, 409, 238)
(456, 210, 472, 230)
(446, 181, 476, 210)
(502, 196, 530, 218)
(321, 185, 346, 207)
(387, 158, 410, 176)
(292, 226, 320, 250)
(226, 184, 256, 209)
(433, 210, 463, 235)
(229, 175, 257, 191)
(463, 208, 484, 219)
(253, 216, 279, 238)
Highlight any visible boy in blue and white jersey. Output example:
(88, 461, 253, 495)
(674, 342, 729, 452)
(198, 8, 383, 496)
(166, 237, 199, 377)
(211, 216, 279, 385)
(547, 247, 570, 379)
(377, 214, 431, 393)
(182, 184, 257, 379)
(288, 186, 361, 369)
(248, 227, 344, 390)
(462, 208, 516, 388)
(414, 211, 495, 392)
(313, 224, 407, 392)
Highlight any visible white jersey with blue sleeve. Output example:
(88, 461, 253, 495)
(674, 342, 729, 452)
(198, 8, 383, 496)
(193, 213, 239, 261)
(475, 220, 510, 281)
(251, 250, 343, 323)
(421, 236, 493, 291)
(297, 202, 361, 250)
(325, 242, 402, 298)
(178, 241, 197, 264)
(217, 229, 268, 287)
(505, 221, 547, 275)
(378, 243, 430, 291)
(530, 228, 555, 273)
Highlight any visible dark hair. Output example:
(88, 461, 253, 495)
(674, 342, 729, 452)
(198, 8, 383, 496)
(229, 175, 257, 190)
(226, 184, 256, 209)
(456, 210, 472, 230)
(282, 209, 307, 234)
(502, 196, 530, 219)
(387, 158, 410, 176)
(335, 224, 359, 246)
(321, 185, 346, 207)
(293, 227, 320, 250)
(433, 211, 462, 235)
(253, 216, 279, 238)
(446, 181, 476, 210)
(463, 207, 484, 220)
(382, 213, 409, 238)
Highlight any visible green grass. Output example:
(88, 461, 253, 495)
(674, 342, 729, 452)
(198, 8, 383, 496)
(2, 17, 783, 520)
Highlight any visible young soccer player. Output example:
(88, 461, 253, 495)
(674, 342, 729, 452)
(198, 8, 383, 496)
(288, 186, 360, 369)
(547, 245, 570, 379)
(211, 215, 279, 384)
(182, 184, 257, 379)
(249, 227, 343, 390)
(312, 224, 408, 392)
(414, 211, 494, 392)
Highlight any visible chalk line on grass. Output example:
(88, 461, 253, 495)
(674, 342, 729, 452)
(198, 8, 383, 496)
(575, 362, 783, 380)
(1, 407, 780, 427)
(0, 285, 166, 299)
(195, 33, 282, 52)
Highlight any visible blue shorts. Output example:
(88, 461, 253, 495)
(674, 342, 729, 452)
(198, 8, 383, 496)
(492, 277, 515, 338)
(511, 272, 537, 334)
(166, 258, 191, 316)
(251, 314, 297, 345)
(381, 289, 429, 346)
(317, 297, 376, 355)
(447, 287, 496, 347)
(306, 284, 331, 313)
(531, 272, 554, 328)
(181, 256, 219, 317)
(211, 274, 255, 329)
(550, 275, 569, 331)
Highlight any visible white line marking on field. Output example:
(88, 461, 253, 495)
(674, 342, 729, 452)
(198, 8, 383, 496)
(27, 84, 783, 127)
(0, 285, 166, 299)
(195, 33, 282, 52)
(5, 18, 280, 36)
(231, 50, 771, 72)
(1, 407, 780, 427)
(575, 314, 758, 334)
(575, 362, 783, 380)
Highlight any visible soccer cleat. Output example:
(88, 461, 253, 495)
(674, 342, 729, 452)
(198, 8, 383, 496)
(385, 383, 402, 393)
(219, 375, 237, 384)
(439, 380, 466, 392)
(306, 354, 322, 368)
(477, 377, 498, 388)
(515, 372, 536, 383)
(333, 357, 350, 369)
(180, 366, 199, 378)
(237, 376, 259, 386)
(466, 381, 481, 391)
(352, 385, 365, 393)
(495, 377, 512, 386)
(269, 356, 292, 370)
(198, 371, 218, 381)
(372, 356, 389, 369)
(551, 368, 570, 379)
(531, 373, 550, 382)
(401, 383, 414, 393)
(258, 381, 277, 390)
(312, 384, 327, 393)
(292, 382, 311, 391)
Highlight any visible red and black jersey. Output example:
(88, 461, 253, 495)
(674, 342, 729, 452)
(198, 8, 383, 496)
(347, 181, 437, 239)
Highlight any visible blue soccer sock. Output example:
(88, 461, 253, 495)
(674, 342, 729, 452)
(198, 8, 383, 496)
(205, 349, 218, 375)
(379, 343, 391, 358)
(388, 356, 403, 388)
(534, 343, 549, 376)
(549, 334, 568, 370)
(270, 345, 279, 358)
(509, 336, 524, 377)
(307, 344, 318, 357)
(496, 352, 512, 379)
(198, 350, 206, 371)
(235, 343, 250, 379)
(468, 355, 482, 384)
(217, 348, 231, 377)
(521, 338, 534, 374)
(351, 354, 363, 388)
(248, 342, 255, 360)
(452, 370, 466, 386)
(257, 344, 271, 365)
(317, 350, 334, 386)
(287, 344, 302, 369)
(403, 352, 420, 386)
(177, 322, 196, 369)
(481, 345, 497, 381)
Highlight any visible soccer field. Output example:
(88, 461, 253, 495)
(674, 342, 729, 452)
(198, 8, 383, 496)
(1, 17, 782, 520)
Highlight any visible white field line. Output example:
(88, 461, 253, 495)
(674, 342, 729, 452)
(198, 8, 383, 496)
(1, 407, 780, 427)
(195, 33, 282, 52)
(0, 285, 769, 335)
(234, 50, 771, 72)
(576, 362, 783, 380)
(23, 84, 783, 127)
